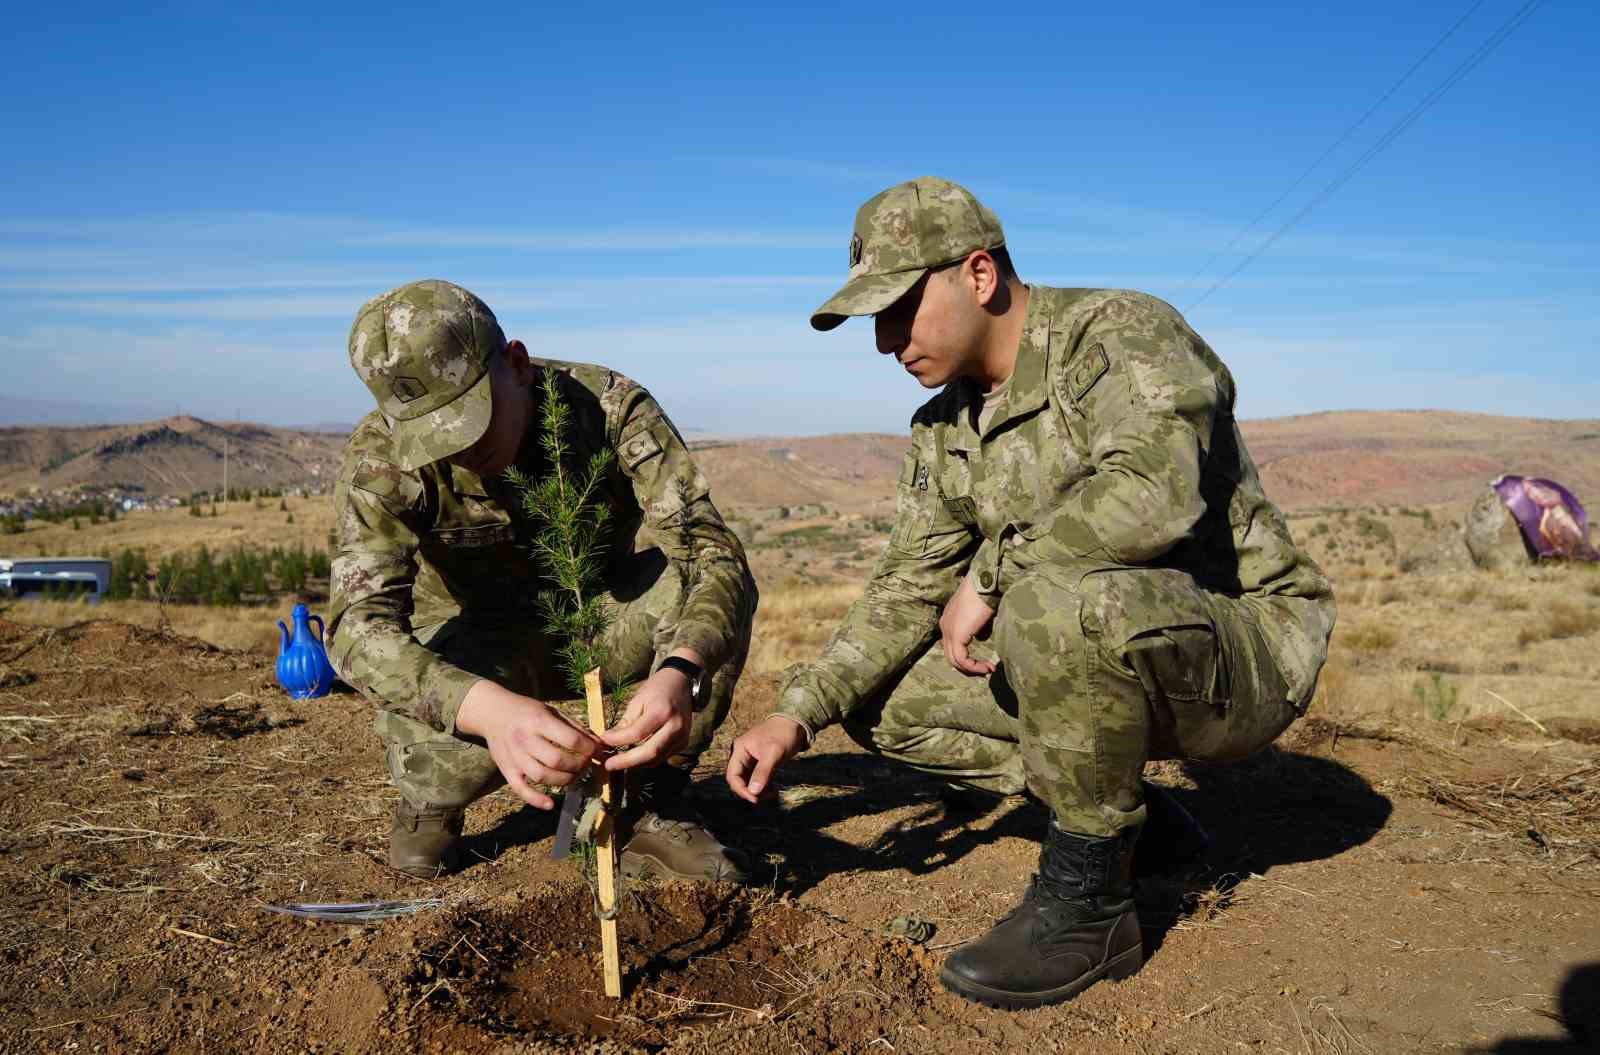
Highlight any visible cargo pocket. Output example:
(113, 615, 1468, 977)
(1207, 603, 1297, 760)
(1092, 573, 1233, 761)
(1117, 588, 1297, 763)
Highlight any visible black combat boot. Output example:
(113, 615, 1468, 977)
(389, 801, 464, 879)
(616, 765, 749, 883)
(1135, 779, 1211, 879)
(939, 821, 1142, 1009)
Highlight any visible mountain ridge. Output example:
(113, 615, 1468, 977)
(4, 409, 1599, 513)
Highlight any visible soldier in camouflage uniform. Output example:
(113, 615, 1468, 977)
(726, 178, 1334, 1008)
(331, 280, 756, 882)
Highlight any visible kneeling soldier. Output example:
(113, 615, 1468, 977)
(331, 280, 755, 882)
(726, 179, 1334, 1008)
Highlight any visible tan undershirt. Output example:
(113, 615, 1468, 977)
(975, 371, 1013, 436)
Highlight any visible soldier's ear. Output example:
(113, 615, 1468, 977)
(503, 340, 534, 382)
(969, 251, 1002, 308)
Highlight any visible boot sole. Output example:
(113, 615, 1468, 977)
(938, 944, 1143, 1009)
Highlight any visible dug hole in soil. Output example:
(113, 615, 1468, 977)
(404, 883, 936, 1052)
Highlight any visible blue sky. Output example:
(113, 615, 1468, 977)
(1, 1, 1593, 434)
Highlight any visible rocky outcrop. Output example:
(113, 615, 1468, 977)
(1463, 487, 1536, 570)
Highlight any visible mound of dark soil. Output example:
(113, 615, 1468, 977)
(408, 885, 815, 1046)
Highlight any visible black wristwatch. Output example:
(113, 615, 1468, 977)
(658, 655, 704, 690)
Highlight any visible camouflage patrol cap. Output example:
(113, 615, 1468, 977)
(347, 280, 506, 471)
(811, 176, 1005, 332)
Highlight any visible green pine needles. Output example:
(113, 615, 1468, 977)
(505, 371, 618, 707)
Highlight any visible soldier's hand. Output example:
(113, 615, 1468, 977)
(726, 716, 807, 804)
(454, 680, 602, 810)
(599, 656, 696, 772)
(940, 574, 998, 676)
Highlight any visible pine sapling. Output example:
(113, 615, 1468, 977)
(505, 371, 618, 712)
(504, 369, 625, 998)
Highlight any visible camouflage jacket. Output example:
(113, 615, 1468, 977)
(778, 287, 1335, 731)
(329, 359, 752, 733)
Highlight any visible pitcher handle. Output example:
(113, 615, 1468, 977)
(309, 614, 326, 643)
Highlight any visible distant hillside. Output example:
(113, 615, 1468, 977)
(1242, 410, 1600, 511)
(692, 412, 1600, 515)
(5, 410, 1599, 514)
(690, 434, 904, 512)
(0, 417, 347, 494)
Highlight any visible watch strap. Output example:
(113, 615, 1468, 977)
(658, 655, 704, 684)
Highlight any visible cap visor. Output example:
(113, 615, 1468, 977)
(810, 269, 926, 332)
(392, 367, 494, 471)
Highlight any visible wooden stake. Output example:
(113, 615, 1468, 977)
(584, 668, 623, 998)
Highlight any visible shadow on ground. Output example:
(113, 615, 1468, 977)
(1463, 962, 1600, 1054)
(457, 805, 560, 869)
(693, 745, 1393, 934)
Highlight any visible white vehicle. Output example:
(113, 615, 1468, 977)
(0, 557, 113, 603)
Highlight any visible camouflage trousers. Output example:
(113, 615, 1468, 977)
(377, 548, 755, 810)
(840, 562, 1304, 837)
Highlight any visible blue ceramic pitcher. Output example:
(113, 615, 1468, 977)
(276, 603, 336, 699)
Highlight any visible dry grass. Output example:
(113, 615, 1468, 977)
(1490, 593, 1531, 612)
(1373, 582, 1406, 606)
(1516, 601, 1600, 649)
(6, 497, 336, 561)
(0, 598, 279, 654)
(1338, 622, 1398, 654)
(1396, 763, 1599, 862)
(1308, 657, 1356, 721)
(747, 581, 862, 674)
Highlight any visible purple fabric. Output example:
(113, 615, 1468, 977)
(1490, 475, 1599, 561)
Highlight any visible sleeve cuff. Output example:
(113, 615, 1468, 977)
(969, 537, 1004, 604)
(418, 664, 484, 735)
(767, 712, 816, 749)
(667, 619, 730, 673)
(776, 683, 837, 735)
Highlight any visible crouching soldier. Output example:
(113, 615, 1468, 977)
(330, 279, 756, 882)
(726, 179, 1335, 1008)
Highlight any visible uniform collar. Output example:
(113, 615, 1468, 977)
(947, 285, 1052, 451)
(445, 463, 492, 498)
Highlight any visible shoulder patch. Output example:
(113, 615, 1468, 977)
(1069, 342, 1110, 402)
(619, 426, 663, 471)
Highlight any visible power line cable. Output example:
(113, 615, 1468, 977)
(1182, 0, 1488, 293)
(1186, 0, 1545, 311)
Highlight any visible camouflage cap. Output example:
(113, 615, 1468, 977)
(811, 176, 1005, 332)
(347, 280, 506, 471)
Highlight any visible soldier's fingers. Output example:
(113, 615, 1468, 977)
(947, 638, 996, 678)
(526, 736, 587, 776)
(503, 766, 556, 810)
(953, 655, 997, 677)
(943, 634, 968, 673)
(940, 632, 959, 672)
(745, 743, 785, 798)
(540, 716, 601, 756)
(601, 699, 669, 747)
(535, 762, 582, 787)
(603, 712, 684, 771)
(726, 741, 759, 802)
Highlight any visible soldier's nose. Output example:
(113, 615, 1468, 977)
(874, 315, 901, 356)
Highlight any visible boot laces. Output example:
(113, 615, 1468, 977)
(1001, 874, 1098, 925)
(638, 808, 708, 846)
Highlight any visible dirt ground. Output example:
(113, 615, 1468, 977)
(1, 617, 1596, 1054)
